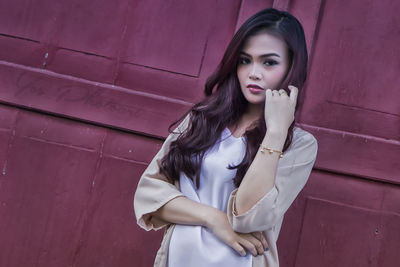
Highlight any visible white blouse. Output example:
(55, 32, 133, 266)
(167, 128, 252, 267)
(134, 113, 318, 267)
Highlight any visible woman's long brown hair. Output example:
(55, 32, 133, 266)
(160, 8, 308, 188)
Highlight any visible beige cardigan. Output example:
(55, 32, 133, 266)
(134, 115, 318, 267)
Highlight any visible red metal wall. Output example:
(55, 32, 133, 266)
(0, 0, 399, 266)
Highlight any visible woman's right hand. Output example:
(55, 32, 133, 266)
(206, 210, 269, 256)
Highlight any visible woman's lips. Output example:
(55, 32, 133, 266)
(247, 84, 264, 94)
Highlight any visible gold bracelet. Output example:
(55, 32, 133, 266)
(260, 145, 283, 158)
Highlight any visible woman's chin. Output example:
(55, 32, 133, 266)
(244, 96, 265, 106)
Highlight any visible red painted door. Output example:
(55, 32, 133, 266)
(276, 0, 400, 266)
(0, 0, 398, 266)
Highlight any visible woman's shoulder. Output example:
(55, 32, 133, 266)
(291, 126, 318, 151)
(277, 126, 318, 166)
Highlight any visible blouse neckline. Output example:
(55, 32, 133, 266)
(225, 127, 245, 140)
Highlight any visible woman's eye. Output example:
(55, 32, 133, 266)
(264, 60, 278, 66)
(239, 57, 250, 64)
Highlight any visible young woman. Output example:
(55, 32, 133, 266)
(134, 8, 318, 267)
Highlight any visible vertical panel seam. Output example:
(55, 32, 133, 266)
(70, 129, 108, 267)
(0, 109, 19, 181)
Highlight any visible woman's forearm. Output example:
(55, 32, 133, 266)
(154, 195, 269, 257)
(235, 129, 287, 214)
(152, 195, 220, 228)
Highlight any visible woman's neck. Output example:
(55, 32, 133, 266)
(244, 103, 264, 121)
(229, 103, 263, 137)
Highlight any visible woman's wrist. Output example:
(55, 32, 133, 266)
(262, 129, 287, 150)
(266, 126, 288, 137)
(203, 207, 225, 229)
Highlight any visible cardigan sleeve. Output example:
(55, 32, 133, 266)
(226, 129, 318, 233)
(133, 114, 190, 231)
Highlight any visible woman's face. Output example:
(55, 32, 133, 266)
(237, 31, 290, 107)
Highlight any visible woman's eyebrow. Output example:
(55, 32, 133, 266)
(240, 51, 281, 58)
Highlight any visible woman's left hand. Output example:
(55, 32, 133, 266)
(264, 85, 298, 134)
(237, 232, 269, 255)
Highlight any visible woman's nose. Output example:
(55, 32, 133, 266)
(249, 65, 262, 80)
